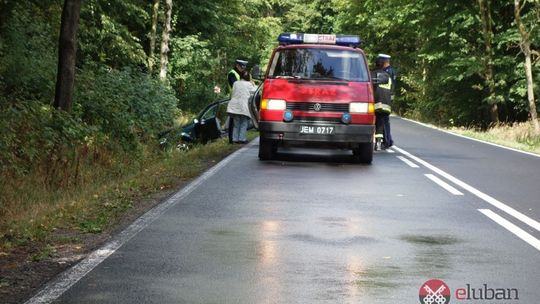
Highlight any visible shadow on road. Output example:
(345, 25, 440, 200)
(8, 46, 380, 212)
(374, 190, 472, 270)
(259, 147, 366, 166)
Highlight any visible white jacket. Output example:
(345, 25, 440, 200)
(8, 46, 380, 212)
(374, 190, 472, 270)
(227, 80, 256, 117)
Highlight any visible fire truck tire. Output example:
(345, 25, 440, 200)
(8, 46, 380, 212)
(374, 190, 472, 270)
(259, 138, 275, 160)
(353, 142, 373, 164)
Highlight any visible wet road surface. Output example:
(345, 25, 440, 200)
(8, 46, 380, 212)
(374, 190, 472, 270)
(29, 117, 540, 303)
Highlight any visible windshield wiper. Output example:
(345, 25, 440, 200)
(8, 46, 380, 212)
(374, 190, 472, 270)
(313, 76, 347, 81)
(274, 75, 303, 79)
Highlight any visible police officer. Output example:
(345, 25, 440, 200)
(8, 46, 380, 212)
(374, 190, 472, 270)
(228, 59, 248, 93)
(378, 54, 397, 98)
(371, 56, 393, 150)
(378, 54, 395, 148)
(227, 59, 248, 143)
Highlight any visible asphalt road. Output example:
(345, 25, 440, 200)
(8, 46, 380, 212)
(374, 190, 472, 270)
(28, 117, 540, 304)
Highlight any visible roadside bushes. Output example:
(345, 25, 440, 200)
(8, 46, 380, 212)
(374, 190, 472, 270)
(75, 65, 179, 151)
(0, 65, 179, 231)
(0, 65, 178, 189)
(0, 101, 82, 178)
(0, 1, 179, 230)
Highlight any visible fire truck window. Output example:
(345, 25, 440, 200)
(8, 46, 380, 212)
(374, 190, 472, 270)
(269, 49, 368, 82)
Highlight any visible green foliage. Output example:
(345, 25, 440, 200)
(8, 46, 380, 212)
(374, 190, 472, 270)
(75, 65, 178, 150)
(79, 0, 148, 67)
(0, 65, 177, 182)
(0, 2, 60, 100)
(0, 101, 85, 177)
(166, 0, 285, 111)
(335, 0, 539, 125)
(1, 0, 539, 208)
(283, 0, 338, 33)
(169, 34, 219, 111)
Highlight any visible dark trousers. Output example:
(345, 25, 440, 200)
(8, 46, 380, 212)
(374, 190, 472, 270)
(228, 115, 234, 144)
(375, 112, 393, 146)
(383, 114, 393, 146)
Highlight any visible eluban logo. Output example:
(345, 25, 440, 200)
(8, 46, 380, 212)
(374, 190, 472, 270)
(455, 284, 519, 301)
(419, 279, 451, 304)
(419, 280, 520, 303)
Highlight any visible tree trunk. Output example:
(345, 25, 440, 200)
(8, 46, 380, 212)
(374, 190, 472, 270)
(514, 0, 539, 135)
(159, 0, 172, 81)
(54, 0, 82, 112)
(148, 0, 160, 74)
(478, 0, 499, 124)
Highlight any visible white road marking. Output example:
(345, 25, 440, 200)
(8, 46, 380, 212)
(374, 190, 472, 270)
(386, 149, 395, 153)
(398, 117, 540, 159)
(397, 156, 419, 168)
(25, 141, 257, 304)
(425, 174, 464, 195)
(479, 209, 540, 251)
(393, 145, 540, 232)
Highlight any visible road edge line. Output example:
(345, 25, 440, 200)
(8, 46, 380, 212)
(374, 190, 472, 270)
(393, 145, 540, 232)
(397, 116, 540, 159)
(478, 209, 540, 251)
(24, 141, 256, 304)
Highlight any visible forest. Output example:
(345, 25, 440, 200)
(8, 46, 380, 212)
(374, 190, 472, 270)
(0, 1, 539, 229)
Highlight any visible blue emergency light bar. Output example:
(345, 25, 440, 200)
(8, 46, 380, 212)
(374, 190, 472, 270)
(278, 33, 361, 48)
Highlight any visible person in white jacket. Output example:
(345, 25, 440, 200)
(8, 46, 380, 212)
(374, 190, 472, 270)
(227, 70, 256, 144)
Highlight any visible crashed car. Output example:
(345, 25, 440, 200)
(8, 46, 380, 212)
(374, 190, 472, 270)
(181, 98, 230, 143)
(159, 98, 255, 149)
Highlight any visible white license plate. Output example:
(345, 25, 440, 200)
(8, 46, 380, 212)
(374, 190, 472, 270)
(299, 125, 335, 135)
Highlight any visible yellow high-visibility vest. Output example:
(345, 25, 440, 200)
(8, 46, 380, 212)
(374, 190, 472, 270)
(374, 102, 391, 113)
(378, 77, 392, 90)
(228, 69, 240, 93)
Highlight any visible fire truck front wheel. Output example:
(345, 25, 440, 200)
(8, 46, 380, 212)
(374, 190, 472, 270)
(259, 138, 275, 160)
(353, 142, 373, 164)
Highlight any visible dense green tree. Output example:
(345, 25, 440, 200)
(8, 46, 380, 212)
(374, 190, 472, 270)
(167, 0, 283, 111)
(282, 0, 338, 33)
(0, 1, 61, 100)
(334, 0, 538, 126)
(78, 0, 148, 68)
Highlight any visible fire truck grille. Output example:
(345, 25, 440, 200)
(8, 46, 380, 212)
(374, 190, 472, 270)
(295, 117, 342, 124)
(286, 102, 349, 112)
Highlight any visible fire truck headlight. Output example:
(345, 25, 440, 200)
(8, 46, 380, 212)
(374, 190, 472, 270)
(349, 102, 368, 113)
(262, 99, 286, 110)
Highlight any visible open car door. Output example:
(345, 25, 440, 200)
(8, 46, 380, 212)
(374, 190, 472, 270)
(248, 84, 263, 129)
(194, 98, 229, 143)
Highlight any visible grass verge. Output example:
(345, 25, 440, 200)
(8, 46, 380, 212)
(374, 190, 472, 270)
(0, 132, 257, 303)
(447, 120, 540, 155)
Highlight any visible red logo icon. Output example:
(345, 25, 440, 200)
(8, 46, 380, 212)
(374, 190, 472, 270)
(419, 279, 451, 304)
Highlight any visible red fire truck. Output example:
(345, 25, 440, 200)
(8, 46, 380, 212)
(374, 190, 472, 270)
(253, 33, 376, 163)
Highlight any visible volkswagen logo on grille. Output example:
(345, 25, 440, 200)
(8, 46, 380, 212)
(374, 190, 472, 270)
(313, 103, 322, 112)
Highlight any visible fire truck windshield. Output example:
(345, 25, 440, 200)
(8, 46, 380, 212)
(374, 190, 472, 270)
(268, 48, 369, 82)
